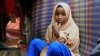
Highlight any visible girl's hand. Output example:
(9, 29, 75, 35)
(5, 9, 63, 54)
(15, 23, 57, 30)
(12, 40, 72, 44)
(52, 23, 61, 38)
(57, 37, 66, 44)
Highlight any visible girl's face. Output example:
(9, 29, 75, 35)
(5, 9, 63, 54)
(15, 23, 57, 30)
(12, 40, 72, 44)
(55, 6, 68, 25)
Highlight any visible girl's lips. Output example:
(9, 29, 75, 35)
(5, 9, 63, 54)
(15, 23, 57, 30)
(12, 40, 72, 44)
(57, 21, 62, 23)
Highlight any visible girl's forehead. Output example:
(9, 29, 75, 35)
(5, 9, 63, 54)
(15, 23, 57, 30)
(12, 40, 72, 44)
(56, 6, 65, 11)
(56, 5, 65, 10)
(56, 7, 65, 11)
(57, 5, 62, 7)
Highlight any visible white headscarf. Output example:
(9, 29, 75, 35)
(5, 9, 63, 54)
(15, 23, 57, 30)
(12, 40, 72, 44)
(51, 3, 76, 28)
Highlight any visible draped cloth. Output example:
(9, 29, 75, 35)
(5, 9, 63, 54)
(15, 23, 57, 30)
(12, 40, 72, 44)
(27, 38, 71, 56)
(47, 42, 71, 56)
(27, 38, 48, 56)
(45, 3, 80, 56)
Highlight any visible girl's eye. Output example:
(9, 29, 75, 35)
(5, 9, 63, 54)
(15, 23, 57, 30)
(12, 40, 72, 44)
(55, 13, 59, 15)
(55, 13, 66, 15)
(62, 13, 66, 16)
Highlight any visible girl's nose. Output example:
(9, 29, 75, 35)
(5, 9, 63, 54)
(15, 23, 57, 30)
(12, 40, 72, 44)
(58, 15, 62, 19)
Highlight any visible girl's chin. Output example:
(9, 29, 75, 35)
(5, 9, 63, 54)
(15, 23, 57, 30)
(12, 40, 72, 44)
(57, 21, 62, 23)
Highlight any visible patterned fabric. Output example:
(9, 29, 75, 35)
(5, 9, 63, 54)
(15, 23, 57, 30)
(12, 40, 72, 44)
(32, 0, 100, 56)
(70, 0, 100, 56)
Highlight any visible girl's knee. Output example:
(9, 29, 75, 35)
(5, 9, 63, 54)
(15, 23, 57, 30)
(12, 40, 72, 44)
(47, 42, 71, 56)
(30, 38, 42, 45)
(30, 38, 47, 48)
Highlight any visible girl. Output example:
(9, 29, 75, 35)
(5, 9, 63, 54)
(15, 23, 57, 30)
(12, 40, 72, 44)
(27, 2, 80, 56)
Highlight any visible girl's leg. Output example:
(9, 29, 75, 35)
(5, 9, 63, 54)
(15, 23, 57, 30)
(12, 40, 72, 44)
(27, 38, 48, 56)
(47, 42, 71, 56)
